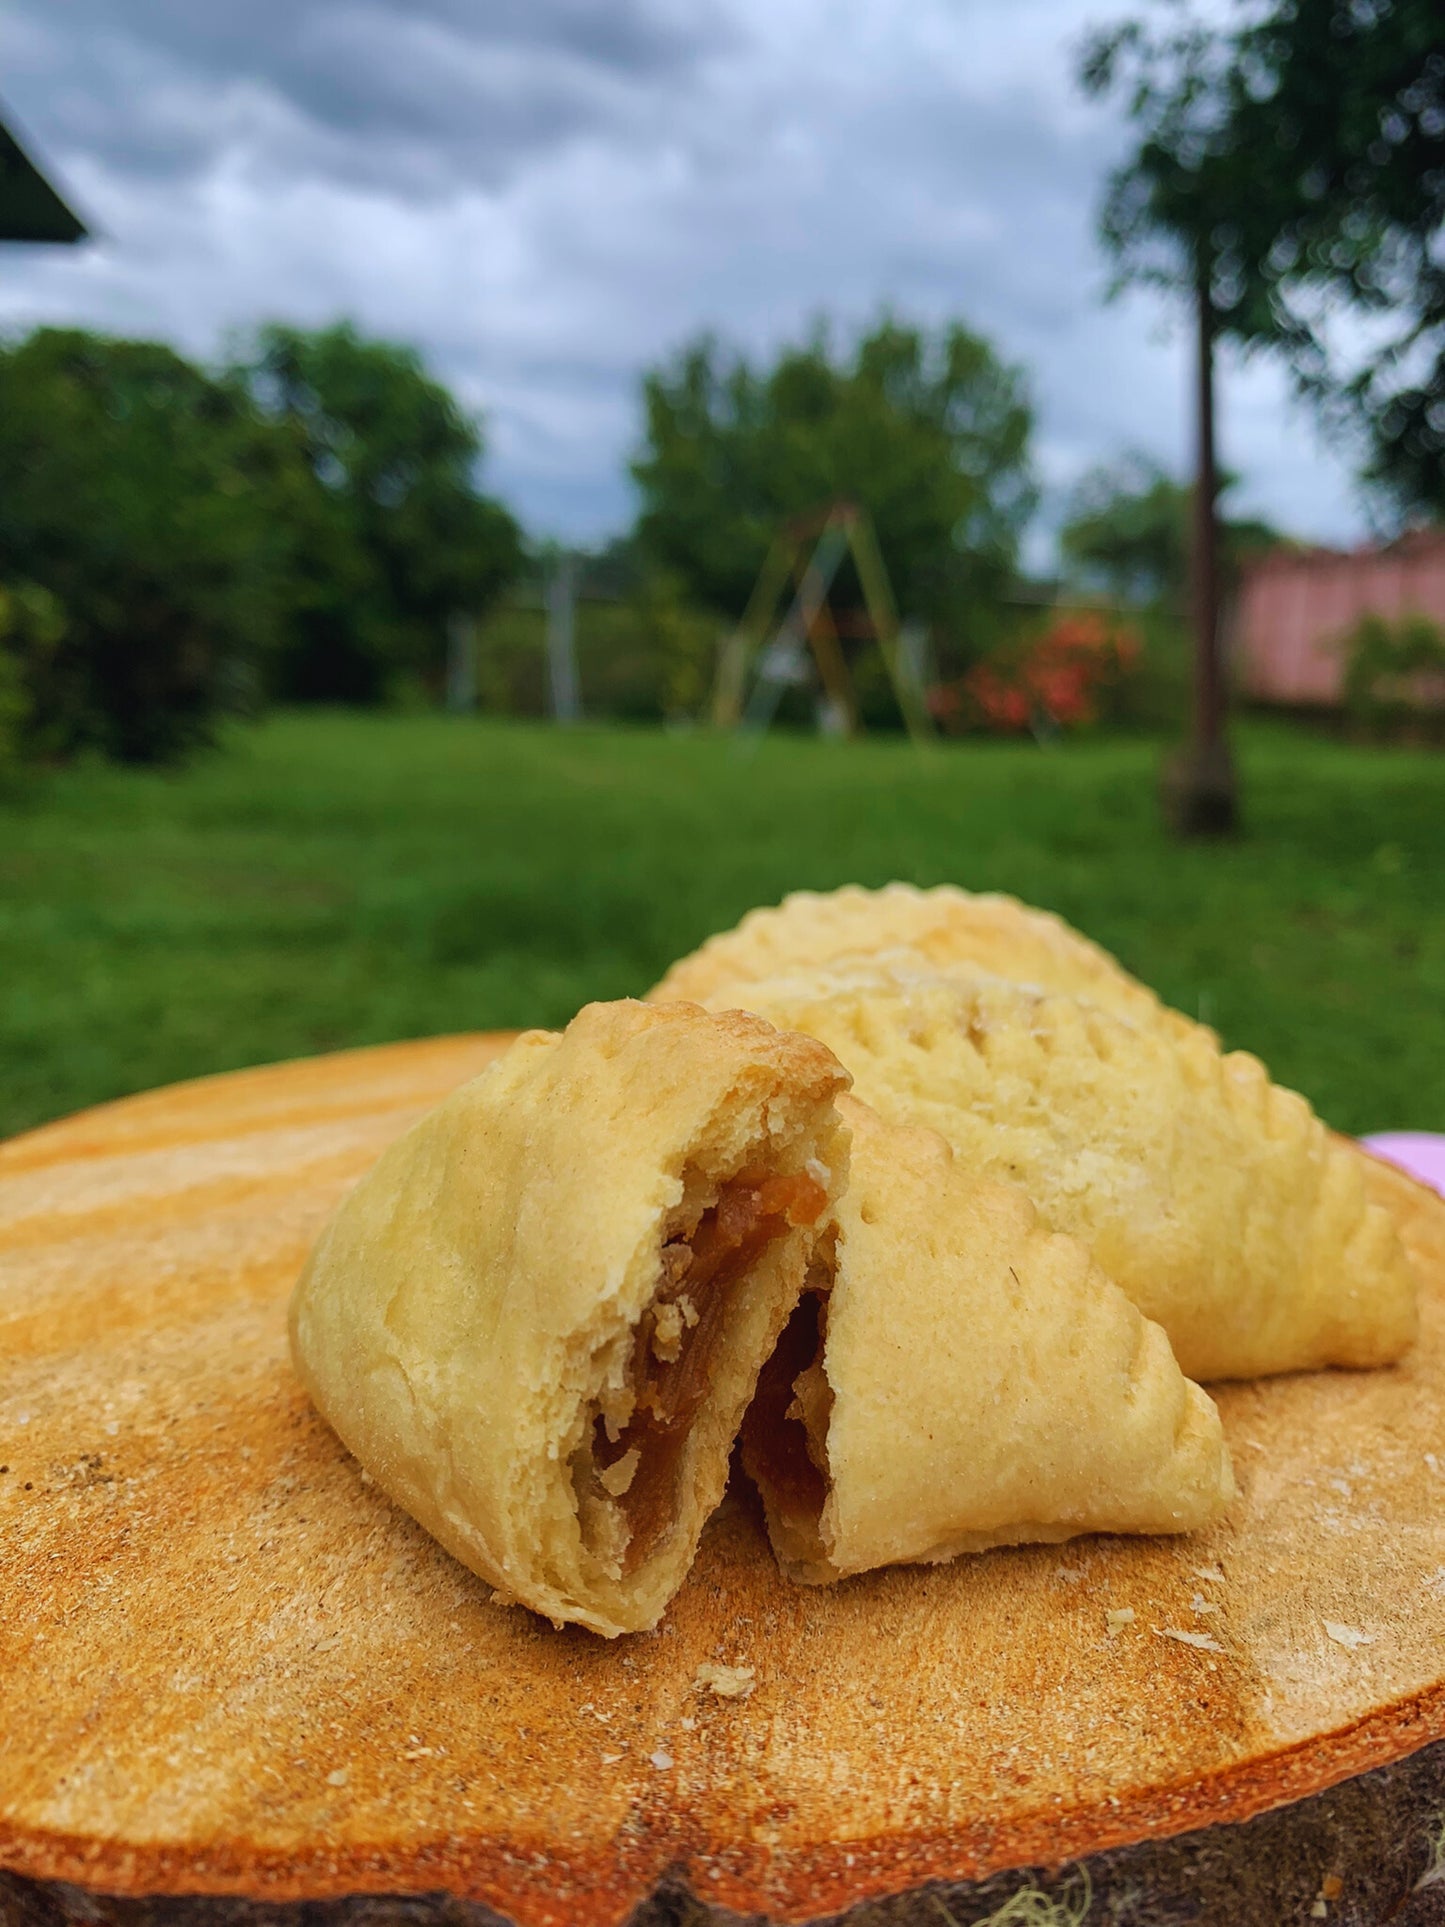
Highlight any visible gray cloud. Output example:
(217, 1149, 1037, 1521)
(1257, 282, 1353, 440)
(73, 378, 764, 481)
(0, 0, 1371, 553)
(6, 0, 728, 193)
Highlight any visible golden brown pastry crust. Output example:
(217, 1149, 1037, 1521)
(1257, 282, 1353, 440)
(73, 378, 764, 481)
(289, 1000, 849, 1635)
(716, 970, 1418, 1383)
(649, 882, 1199, 1042)
(743, 1097, 1235, 1582)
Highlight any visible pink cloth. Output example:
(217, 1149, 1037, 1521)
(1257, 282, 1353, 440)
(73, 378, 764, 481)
(1360, 1132, 1445, 1200)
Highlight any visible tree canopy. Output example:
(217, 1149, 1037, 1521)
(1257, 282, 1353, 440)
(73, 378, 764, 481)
(229, 322, 521, 703)
(1082, 0, 1445, 518)
(630, 318, 1036, 653)
(0, 328, 286, 761)
(0, 321, 523, 763)
(1060, 454, 1280, 607)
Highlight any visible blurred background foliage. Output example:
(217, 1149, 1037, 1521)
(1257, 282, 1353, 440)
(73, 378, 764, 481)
(1083, 0, 1443, 518)
(631, 318, 1037, 676)
(3, 306, 1240, 768)
(1059, 455, 1281, 610)
(1, 0, 1442, 1140)
(0, 321, 523, 764)
(0, 0, 1439, 779)
(0, 310, 1067, 762)
(1341, 611, 1445, 740)
(2, 294, 1440, 773)
(228, 322, 523, 707)
(0, 329, 285, 762)
(462, 558, 721, 727)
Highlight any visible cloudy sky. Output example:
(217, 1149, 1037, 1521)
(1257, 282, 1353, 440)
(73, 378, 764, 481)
(3, 0, 1381, 560)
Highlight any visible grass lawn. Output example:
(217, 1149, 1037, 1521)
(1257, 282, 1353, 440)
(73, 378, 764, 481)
(1, 710, 1442, 1141)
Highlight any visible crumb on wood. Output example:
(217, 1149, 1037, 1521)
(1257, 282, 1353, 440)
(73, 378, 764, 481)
(694, 1660, 756, 1699)
(1155, 1626, 1224, 1654)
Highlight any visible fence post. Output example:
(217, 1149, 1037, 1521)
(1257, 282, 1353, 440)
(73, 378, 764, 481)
(546, 554, 582, 725)
(445, 613, 477, 713)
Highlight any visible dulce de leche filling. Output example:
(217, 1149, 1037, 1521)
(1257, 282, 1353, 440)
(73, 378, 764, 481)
(739, 1270, 833, 1535)
(578, 1167, 828, 1575)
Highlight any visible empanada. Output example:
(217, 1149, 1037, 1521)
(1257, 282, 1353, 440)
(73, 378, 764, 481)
(649, 882, 1197, 1042)
(743, 1098, 1234, 1583)
(289, 1000, 849, 1636)
(713, 970, 1417, 1383)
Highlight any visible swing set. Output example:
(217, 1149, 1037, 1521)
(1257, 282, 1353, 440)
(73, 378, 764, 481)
(711, 502, 933, 743)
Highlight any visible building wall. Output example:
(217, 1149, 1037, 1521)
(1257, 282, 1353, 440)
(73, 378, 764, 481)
(1233, 530, 1445, 705)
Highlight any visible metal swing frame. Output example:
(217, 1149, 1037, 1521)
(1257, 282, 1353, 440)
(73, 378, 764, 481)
(711, 501, 933, 743)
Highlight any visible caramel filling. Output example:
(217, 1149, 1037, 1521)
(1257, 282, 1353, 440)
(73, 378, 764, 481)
(578, 1167, 827, 1575)
(740, 1276, 832, 1531)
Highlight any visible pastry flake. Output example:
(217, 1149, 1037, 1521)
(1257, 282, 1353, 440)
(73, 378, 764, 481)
(289, 999, 850, 1636)
(649, 882, 1198, 1042)
(743, 1098, 1235, 1583)
(720, 970, 1418, 1383)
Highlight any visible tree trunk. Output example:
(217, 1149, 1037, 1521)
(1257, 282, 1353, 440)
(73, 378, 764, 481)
(1162, 255, 1238, 835)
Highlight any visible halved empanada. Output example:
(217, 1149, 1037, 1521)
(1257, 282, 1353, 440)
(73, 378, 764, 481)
(649, 882, 1198, 1042)
(716, 970, 1418, 1383)
(743, 1098, 1234, 1583)
(289, 1000, 849, 1636)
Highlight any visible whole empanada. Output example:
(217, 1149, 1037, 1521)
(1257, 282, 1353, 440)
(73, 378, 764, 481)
(289, 1000, 849, 1636)
(713, 969, 1418, 1383)
(743, 1098, 1235, 1583)
(649, 882, 1197, 1042)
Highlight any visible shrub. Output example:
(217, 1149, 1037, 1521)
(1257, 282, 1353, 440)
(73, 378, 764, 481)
(0, 638, 26, 781)
(0, 579, 65, 776)
(929, 610, 1142, 737)
(1341, 611, 1445, 739)
(472, 562, 722, 724)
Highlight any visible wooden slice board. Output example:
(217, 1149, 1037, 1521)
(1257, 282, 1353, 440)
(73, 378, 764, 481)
(3, 1034, 1445, 1926)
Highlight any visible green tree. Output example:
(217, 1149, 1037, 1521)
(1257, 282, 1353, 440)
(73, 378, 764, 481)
(229, 323, 522, 702)
(1061, 455, 1280, 609)
(1083, 0, 1444, 520)
(631, 318, 1035, 664)
(1081, 0, 1444, 829)
(1079, 16, 1258, 830)
(1232, 0, 1444, 517)
(0, 328, 286, 761)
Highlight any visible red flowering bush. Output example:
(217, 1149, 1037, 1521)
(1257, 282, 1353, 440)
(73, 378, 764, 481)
(930, 611, 1141, 735)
